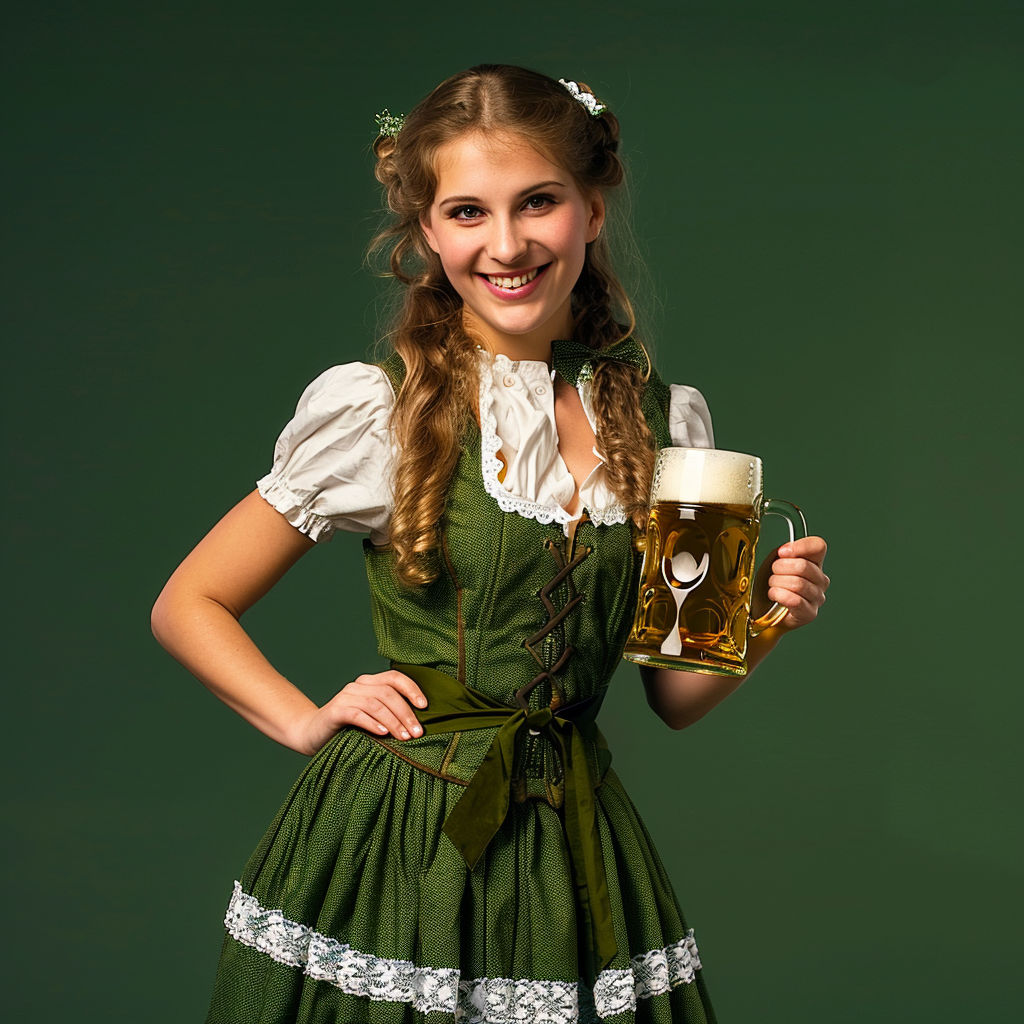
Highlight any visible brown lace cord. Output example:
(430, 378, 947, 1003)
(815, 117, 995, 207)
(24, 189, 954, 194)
(516, 539, 593, 710)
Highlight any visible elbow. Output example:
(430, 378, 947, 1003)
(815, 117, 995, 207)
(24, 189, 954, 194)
(151, 580, 191, 650)
(646, 695, 697, 731)
(150, 587, 173, 647)
(663, 711, 699, 731)
(150, 582, 235, 652)
(641, 668, 707, 730)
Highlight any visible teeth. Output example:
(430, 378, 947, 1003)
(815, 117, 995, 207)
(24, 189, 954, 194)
(487, 267, 539, 289)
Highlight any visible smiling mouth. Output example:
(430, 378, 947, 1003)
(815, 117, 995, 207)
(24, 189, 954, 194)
(477, 264, 548, 290)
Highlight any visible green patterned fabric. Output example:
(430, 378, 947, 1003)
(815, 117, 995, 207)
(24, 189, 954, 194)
(204, 343, 717, 1023)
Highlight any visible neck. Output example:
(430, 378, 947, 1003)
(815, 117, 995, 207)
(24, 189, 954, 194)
(462, 304, 572, 368)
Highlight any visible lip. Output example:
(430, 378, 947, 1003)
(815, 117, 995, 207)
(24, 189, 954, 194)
(476, 263, 550, 300)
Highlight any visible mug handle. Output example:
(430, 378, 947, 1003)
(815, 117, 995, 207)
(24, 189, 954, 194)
(749, 499, 808, 636)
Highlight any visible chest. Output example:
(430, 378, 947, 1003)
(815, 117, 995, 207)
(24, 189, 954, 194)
(375, 346, 674, 541)
(552, 374, 602, 517)
(363, 354, 675, 696)
(363, 423, 643, 705)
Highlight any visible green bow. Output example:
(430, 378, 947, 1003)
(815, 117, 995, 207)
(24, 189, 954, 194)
(394, 662, 617, 981)
(551, 335, 652, 388)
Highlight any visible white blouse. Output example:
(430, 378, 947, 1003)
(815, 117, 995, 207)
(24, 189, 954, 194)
(257, 348, 714, 545)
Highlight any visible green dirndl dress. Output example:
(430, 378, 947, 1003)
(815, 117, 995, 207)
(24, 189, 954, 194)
(205, 339, 718, 1024)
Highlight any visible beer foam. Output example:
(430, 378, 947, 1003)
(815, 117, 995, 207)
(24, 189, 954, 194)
(651, 448, 762, 505)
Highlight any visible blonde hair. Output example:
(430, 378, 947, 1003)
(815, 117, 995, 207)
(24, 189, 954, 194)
(370, 64, 657, 587)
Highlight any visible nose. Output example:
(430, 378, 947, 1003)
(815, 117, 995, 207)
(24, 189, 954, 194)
(486, 214, 528, 266)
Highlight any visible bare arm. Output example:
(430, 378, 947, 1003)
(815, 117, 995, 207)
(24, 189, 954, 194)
(640, 627, 786, 730)
(151, 490, 427, 755)
(641, 535, 829, 730)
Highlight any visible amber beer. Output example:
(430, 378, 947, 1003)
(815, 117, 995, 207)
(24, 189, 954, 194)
(623, 448, 807, 676)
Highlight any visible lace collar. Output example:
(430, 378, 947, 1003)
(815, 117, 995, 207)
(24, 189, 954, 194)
(473, 346, 628, 533)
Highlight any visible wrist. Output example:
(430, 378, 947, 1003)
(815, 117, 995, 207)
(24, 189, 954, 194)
(280, 702, 323, 756)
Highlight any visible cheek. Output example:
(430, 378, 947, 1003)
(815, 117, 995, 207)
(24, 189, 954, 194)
(434, 231, 475, 274)
(549, 208, 591, 261)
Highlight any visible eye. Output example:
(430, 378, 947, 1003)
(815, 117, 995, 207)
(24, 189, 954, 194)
(450, 205, 483, 221)
(523, 194, 556, 211)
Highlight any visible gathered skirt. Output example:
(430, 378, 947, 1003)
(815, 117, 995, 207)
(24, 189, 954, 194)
(205, 723, 717, 1024)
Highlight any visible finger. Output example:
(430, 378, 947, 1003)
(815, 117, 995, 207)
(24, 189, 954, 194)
(333, 691, 417, 740)
(369, 686, 425, 739)
(348, 674, 427, 715)
(339, 706, 391, 737)
(778, 536, 827, 566)
(768, 574, 827, 605)
(769, 559, 829, 590)
(384, 670, 429, 710)
(349, 693, 415, 740)
(766, 588, 819, 627)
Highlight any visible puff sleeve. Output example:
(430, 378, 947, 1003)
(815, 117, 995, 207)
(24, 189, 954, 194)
(667, 383, 715, 448)
(256, 362, 396, 545)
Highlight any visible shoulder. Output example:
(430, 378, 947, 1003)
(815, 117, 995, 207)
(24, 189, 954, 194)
(637, 363, 714, 449)
(257, 360, 396, 544)
(375, 351, 406, 397)
(667, 382, 714, 448)
(267, 359, 395, 479)
(289, 361, 395, 419)
(638, 364, 673, 448)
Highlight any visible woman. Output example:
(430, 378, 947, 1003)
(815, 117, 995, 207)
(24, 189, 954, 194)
(153, 64, 829, 1023)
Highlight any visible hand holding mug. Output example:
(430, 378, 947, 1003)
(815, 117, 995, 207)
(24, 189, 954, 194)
(753, 534, 829, 631)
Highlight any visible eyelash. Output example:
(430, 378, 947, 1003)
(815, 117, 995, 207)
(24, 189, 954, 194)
(449, 195, 556, 221)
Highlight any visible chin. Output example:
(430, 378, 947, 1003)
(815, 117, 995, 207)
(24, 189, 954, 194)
(483, 319, 550, 340)
(474, 300, 567, 333)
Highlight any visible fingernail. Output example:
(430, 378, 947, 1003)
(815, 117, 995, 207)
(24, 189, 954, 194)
(412, 726, 422, 736)
(779, 544, 791, 556)
(400, 730, 410, 739)
(416, 698, 427, 707)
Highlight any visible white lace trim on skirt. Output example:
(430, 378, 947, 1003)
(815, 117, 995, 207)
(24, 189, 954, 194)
(224, 881, 702, 1022)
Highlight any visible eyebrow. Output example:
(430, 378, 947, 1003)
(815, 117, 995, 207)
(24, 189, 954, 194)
(438, 180, 566, 207)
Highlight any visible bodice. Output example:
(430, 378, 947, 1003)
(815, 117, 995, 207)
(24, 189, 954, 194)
(361, 344, 674, 808)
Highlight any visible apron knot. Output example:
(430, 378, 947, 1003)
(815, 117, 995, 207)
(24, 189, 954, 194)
(525, 707, 553, 731)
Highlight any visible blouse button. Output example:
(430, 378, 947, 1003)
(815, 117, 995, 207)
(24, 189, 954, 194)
(534, 385, 547, 396)
(502, 374, 517, 387)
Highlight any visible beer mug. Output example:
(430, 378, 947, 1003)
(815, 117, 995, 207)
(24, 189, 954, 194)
(623, 448, 807, 676)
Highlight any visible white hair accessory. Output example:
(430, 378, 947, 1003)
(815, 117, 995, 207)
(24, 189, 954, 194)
(558, 79, 608, 117)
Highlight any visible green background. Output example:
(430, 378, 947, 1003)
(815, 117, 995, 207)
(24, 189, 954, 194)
(4, 2, 1021, 1020)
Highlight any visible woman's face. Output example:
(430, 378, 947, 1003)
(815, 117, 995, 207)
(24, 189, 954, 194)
(420, 131, 605, 355)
